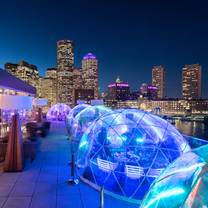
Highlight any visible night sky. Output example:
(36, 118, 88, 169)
(0, 0, 208, 97)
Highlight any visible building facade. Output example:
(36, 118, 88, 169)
(82, 53, 99, 99)
(74, 89, 95, 105)
(138, 99, 208, 115)
(107, 77, 130, 101)
(106, 98, 208, 116)
(73, 68, 83, 90)
(46, 67, 57, 79)
(5, 60, 39, 94)
(152, 65, 165, 98)
(182, 64, 202, 99)
(140, 83, 158, 100)
(0, 69, 36, 97)
(39, 77, 56, 111)
(38, 68, 57, 110)
(57, 40, 74, 106)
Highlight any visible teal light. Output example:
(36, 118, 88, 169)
(79, 134, 88, 149)
(121, 135, 127, 142)
(144, 188, 185, 208)
(79, 140, 88, 149)
(136, 137, 144, 143)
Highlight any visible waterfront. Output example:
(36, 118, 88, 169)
(174, 120, 208, 140)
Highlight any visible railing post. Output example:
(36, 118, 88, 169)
(67, 144, 79, 185)
(100, 186, 104, 208)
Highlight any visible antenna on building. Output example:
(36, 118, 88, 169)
(116, 76, 121, 83)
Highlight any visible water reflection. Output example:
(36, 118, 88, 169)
(174, 120, 208, 140)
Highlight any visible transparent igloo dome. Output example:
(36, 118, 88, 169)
(71, 105, 112, 143)
(66, 104, 90, 138)
(46, 103, 71, 121)
(141, 144, 208, 208)
(77, 109, 190, 203)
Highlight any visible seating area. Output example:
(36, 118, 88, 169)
(0, 121, 51, 164)
(26, 121, 51, 139)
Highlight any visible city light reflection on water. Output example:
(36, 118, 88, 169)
(174, 120, 208, 140)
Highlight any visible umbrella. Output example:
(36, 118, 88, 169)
(4, 113, 24, 172)
(140, 144, 208, 208)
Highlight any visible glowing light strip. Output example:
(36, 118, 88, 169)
(108, 83, 129, 87)
(144, 188, 185, 208)
(165, 163, 205, 176)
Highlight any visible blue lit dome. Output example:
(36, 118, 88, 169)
(83, 53, 96, 60)
(77, 109, 190, 203)
(46, 103, 71, 121)
(141, 144, 208, 208)
(72, 105, 112, 142)
(66, 104, 90, 138)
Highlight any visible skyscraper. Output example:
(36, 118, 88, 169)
(152, 65, 165, 99)
(182, 64, 202, 99)
(82, 53, 99, 99)
(57, 40, 74, 106)
(107, 77, 130, 101)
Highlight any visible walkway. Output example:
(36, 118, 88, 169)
(0, 122, 137, 208)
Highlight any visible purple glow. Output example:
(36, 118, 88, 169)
(46, 103, 71, 121)
(83, 53, 96, 60)
(147, 85, 157, 90)
(108, 83, 129, 88)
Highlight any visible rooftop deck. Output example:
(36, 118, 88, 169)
(0, 122, 137, 208)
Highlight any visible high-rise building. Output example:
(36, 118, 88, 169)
(57, 40, 74, 106)
(46, 67, 57, 79)
(73, 68, 83, 90)
(152, 65, 165, 99)
(140, 83, 158, 100)
(72, 68, 83, 105)
(82, 53, 99, 99)
(44, 68, 57, 107)
(182, 64, 202, 99)
(39, 76, 57, 110)
(5, 60, 39, 95)
(107, 77, 130, 101)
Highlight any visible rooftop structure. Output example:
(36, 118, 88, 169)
(83, 53, 97, 60)
(0, 69, 36, 96)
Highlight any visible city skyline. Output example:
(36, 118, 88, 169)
(0, 0, 208, 97)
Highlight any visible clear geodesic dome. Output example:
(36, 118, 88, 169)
(77, 109, 190, 203)
(141, 144, 208, 208)
(71, 105, 112, 143)
(66, 104, 90, 138)
(46, 103, 71, 121)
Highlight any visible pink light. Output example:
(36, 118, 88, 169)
(108, 83, 129, 88)
(147, 86, 157, 90)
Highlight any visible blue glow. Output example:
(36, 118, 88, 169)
(66, 104, 90, 139)
(77, 109, 190, 203)
(71, 105, 112, 143)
